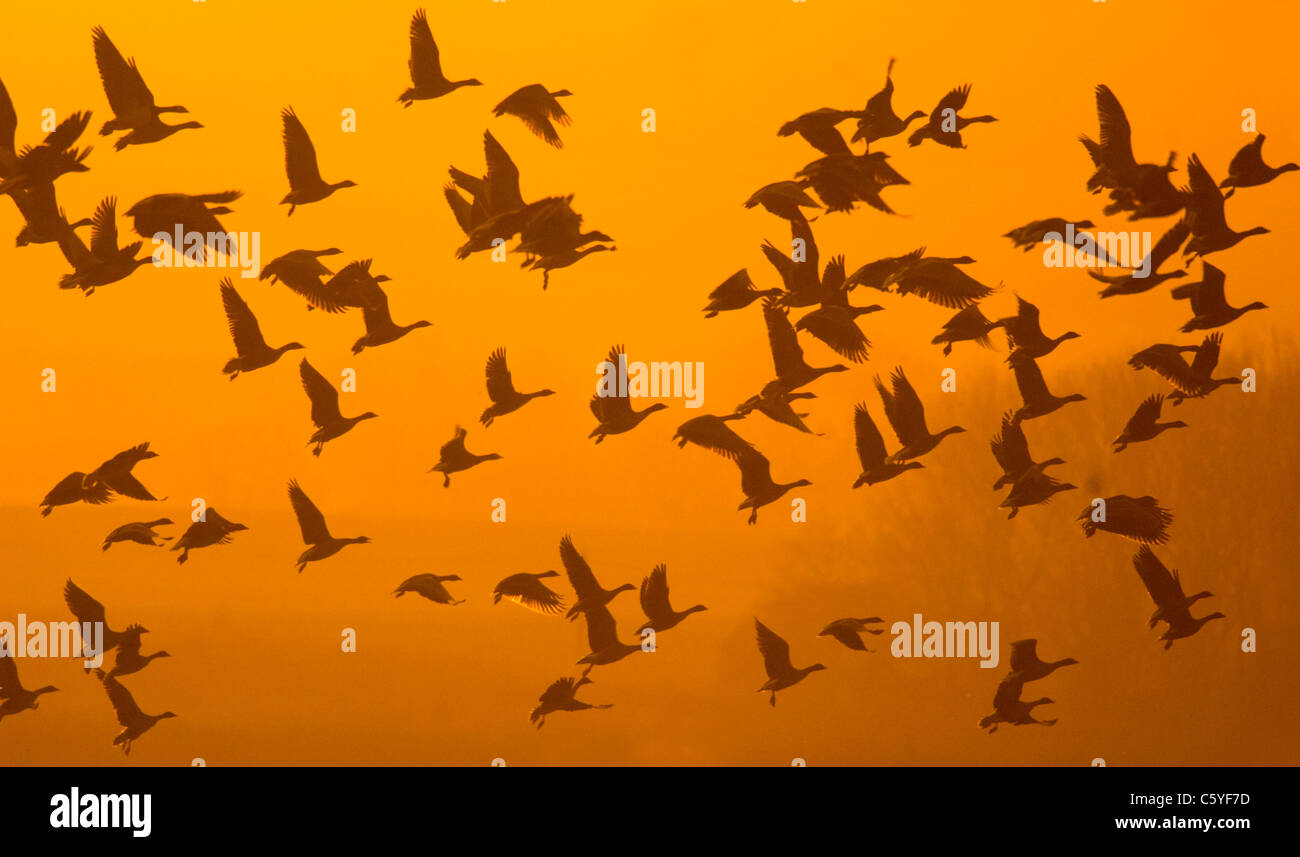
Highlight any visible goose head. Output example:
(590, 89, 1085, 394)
(1064, 393, 1087, 403)
(280, 342, 307, 353)
(538, 570, 560, 579)
(939, 425, 967, 438)
(1242, 301, 1268, 313)
(332, 179, 358, 190)
(440, 574, 463, 582)
(805, 663, 828, 674)
(157, 712, 178, 721)
(613, 583, 636, 595)
(357, 412, 379, 422)
(551, 89, 574, 98)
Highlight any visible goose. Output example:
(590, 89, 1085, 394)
(529, 677, 611, 729)
(818, 617, 885, 652)
(1080, 85, 1183, 219)
(445, 131, 526, 233)
(92, 27, 199, 150)
(1182, 153, 1269, 261)
(523, 243, 615, 290)
(493, 84, 572, 147)
(577, 605, 641, 676)
(300, 358, 377, 455)
(398, 9, 482, 106)
(763, 298, 848, 390)
(1078, 494, 1172, 545)
(429, 427, 501, 487)
(40, 471, 111, 517)
(394, 573, 464, 605)
(851, 58, 926, 145)
(1010, 356, 1086, 423)
(512, 196, 613, 260)
(875, 366, 965, 461)
(589, 345, 668, 442)
(1132, 546, 1215, 632)
(560, 534, 634, 622)
(795, 298, 883, 363)
(171, 509, 247, 564)
(0, 108, 93, 194)
(279, 107, 356, 215)
(260, 248, 342, 284)
(890, 255, 994, 309)
(1113, 394, 1187, 452)
(11, 180, 92, 246)
(743, 181, 821, 222)
(480, 348, 555, 426)
(1004, 217, 1096, 251)
(1170, 262, 1266, 331)
(703, 269, 782, 317)
(0, 656, 57, 723)
(302, 258, 392, 313)
(778, 107, 861, 156)
(796, 149, 908, 214)
(931, 304, 1000, 357)
(102, 518, 173, 550)
(102, 675, 175, 755)
(853, 402, 923, 487)
(760, 215, 826, 305)
(83, 442, 163, 502)
(493, 571, 565, 615)
(289, 480, 369, 573)
(990, 410, 1064, 490)
(1000, 470, 1076, 519)
(734, 446, 811, 524)
(979, 676, 1055, 733)
(220, 279, 304, 378)
(1159, 609, 1226, 650)
(907, 85, 996, 148)
(1129, 332, 1238, 404)
(455, 195, 584, 258)
(95, 634, 170, 681)
(637, 564, 707, 634)
(126, 191, 241, 260)
(997, 296, 1079, 362)
(63, 579, 146, 667)
(1091, 219, 1190, 297)
(1219, 133, 1296, 197)
(1007, 639, 1077, 682)
(734, 381, 820, 435)
(56, 197, 150, 294)
(845, 246, 925, 292)
(673, 413, 749, 456)
(755, 619, 826, 706)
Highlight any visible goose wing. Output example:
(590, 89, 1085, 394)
(282, 107, 324, 190)
(483, 130, 525, 213)
(103, 676, 145, 728)
(287, 480, 332, 544)
(640, 564, 672, 621)
(763, 298, 808, 380)
(1184, 153, 1227, 234)
(932, 84, 971, 123)
(1188, 332, 1223, 377)
(1127, 393, 1165, 430)
(64, 579, 108, 626)
(560, 535, 601, 600)
(0, 652, 26, 696)
(92, 27, 155, 116)
(220, 279, 270, 358)
(407, 8, 446, 87)
(1094, 85, 1136, 172)
(990, 410, 1030, 475)
(583, 604, 621, 652)
(884, 367, 930, 445)
(893, 261, 993, 309)
(495, 574, 564, 615)
(755, 619, 795, 680)
(1012, 356, 1052, 404)
(89, 197, 122, 259)
(1132, 546, 1184, 610)
(853, 402, 889, 469)
(438, 426, 468, 460)
(1147, 219, 1190, 271)
(300, 359, 343, 427)
(484, 347, 518, 403)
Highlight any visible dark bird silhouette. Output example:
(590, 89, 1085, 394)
(95, 633, 169, 681)
(0, 655, 58, 723)
(818, 617, 885, 652)
(429, 426, 501, 487)
(997, 295, 1079, 362)
(577, 604, 640, 676)
(529, 676, 611, 729)
(63, 579, 145, 669)
(932, 304, 1000, 356)
(289, 479, 369, 573)
(1132, 546, 1222, 648)
(673, 413, 748, 456)
(778, 107, 861, 156)
(560, 535, 634, 622)
(394, 574, 463, 605)
(1080, 85, 1182, 219)
(734, 446, 811, 524)
(734, 380, 820, 435)
(480, 348, 555, 426)
(907, 85, 996, 148)
(1000, 470, 1076, 519)
(1219, 133, 1296, 197)
(287, 257, 392, 314)
(755, 619, 825, 707)
(39, 471, 110, 517)
(398, 9, 482, 106)
(102, 518, 173, 550)
(874, 366, 965, 461)
(1182, 153, 1269, 262)
(1129, 332, 1238, 404)
(352, 283, 430, 354)
(763, 298, 849, 390)
(101, 675, 175, 755)
(851, 58, 926, 145)
(703, 269, 782, 317)
(1008, 639, 1077, 682)
(844, 246, 924, 292)
(744, 181, 821, 222)
(1092, 219, 1190, 297)
(1170, 262, 1266, 331)
(797, 149, 908, 214)
(126, 191, 241, 260)
(445, 130, 526, 234)
(990, 410, 1065, 491)
(259, 247, 343, 301)
(890, 253, 995, 309)
(300, 358, 377, 455)
(494, 84, 572, 147)
(171, 510, 247, 564)
(853, 402, 923, 487)
(91, 26, 200, 150)
(493, 571, 565, 615)
(83, 442, 164, 502)
(0, 94, 92, 194)
(220, 279, 304, 378)
(1079, 495, 1172, 544)
(796, 297, 884, 364)
(1113, 394, 1187, 453)
(979, 676, 1056, 733)
(637, 564, 707, 634)
(11, 180, 92, 246)
(56, 197, 150, 294)
(280, 107, 356, 215)
(1004, 217, 1096, 251)
(1010, 356, 1086, 423)
(589, 345, 668, 442)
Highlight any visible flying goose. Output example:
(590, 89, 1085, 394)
(0, 106, 92, 194)
(170, 510, 247, 564)
(39, 471, 111, 517)
(394, 574, 464, 605)
(493, 84, 572, 147)
(990, 410, 1064, 490)
(1091, 219, 1190, 296)
(102, 518, 173, 550)
(280, 107, 356, 215)
(875, 366, 965, 461)
(429, 426, 501, 487)
(529, 676, 611, 729)
(778, 107, 861, 156)
(907, 84, 996, 148)
(755, 619, 826, 706)
(95, 633, 170, 681)
(996, 296, 1079, 361)
(1078, 494, 1172, 544)
(289, 480, 369, 573)
(445, 131, 526, 234)
(0, 655, 57, 723)
(493, 571, 565, 615)
(763, 298, 848, 390)
(352, 285, 431, 354)
(102, 675, 175, 755)
(1182, 153, 1269, 261)
(673, 413, 749, 456)
(63, 579, 146, 668)
(397, 9, 482, 106)
(11, 180, 92, 246)
(743, 181, 821, 222)
(1010, 356, 1086, 423)
(1080, 85, 1183, 219)
(1170, 262, 1266, 331)
(795, 297, 883, 364)
(560, 535, 634, 622)
(259, 247, 344, 306)
(851, 58, 926, 145)
(83, 442, 164, 502)
(734, 446, 811, 525)
(703, 269, 782, 317)
(300, 358, 377, 455)
(220, 279, 304, 378)
(889, 254, 994, 309)
(1003, 217, 1096, 251)
(589, 345, 668, 442)
(979, 676, 1055, 733)
(522, 244, 616, 289)
(1008, 639, 1077, 682)
(818, 617, 885, 652)
(92, 27, 200, 150)
(796, 149, 908, 214)
(1000, 469, 1077, 519)
(1113, 394, 1187, 453)
(637, 564, 707, 634)
(577, 604, 641, 676)
(126, 191, 241, 260)
(56, 197, 150, 294)
(853, 402, 923, 487)
(1219, 133, 1297, 196)
(931, 304, 1001, 356)
(1129, 332, 1238, 404)
(734, 381, 820, 435)
(480, 348, 555, 426)
(1132, 546, 1216, 635)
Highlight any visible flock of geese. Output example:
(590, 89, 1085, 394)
(1, 15, 1287, 750)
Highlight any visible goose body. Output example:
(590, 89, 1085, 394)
(279, 107, 356, 215)
(529, 676, 611, 728)
(875, 366, 965, 461)
(818, 617, 885, 652)
(493, 571, 565, 615)
(394, 573, 464, 605)
(0, 655, 58, 722)
(220, 279, 304, 378)
(560, 535, 634, 622)
(170, 510, 247, 564)
(480, 348, 554, 426)
(755, 619, 826, 706)
(429, 426, 501, 487)
(637, 564, 706, 634)
(1170, 262, 1266, 331)
(300, 358, 377, 455)
(102, 675, 175, 755)
(289, 480, 369, 573)
(102, 518, 173, 550)
(1010, 356, 1086, 423)
(398, 9, 482, 106)
(1113, 394, 1186, 452)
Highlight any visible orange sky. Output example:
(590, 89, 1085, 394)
(2, 0, 1297, 765)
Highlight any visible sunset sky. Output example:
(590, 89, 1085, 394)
(2, 0, 1296, 765)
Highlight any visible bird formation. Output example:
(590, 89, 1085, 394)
(5, 22, 1278, 749)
